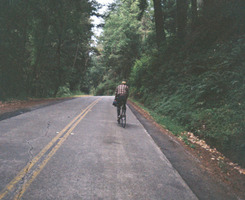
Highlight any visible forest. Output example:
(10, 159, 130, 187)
(0, 0, 244, 167)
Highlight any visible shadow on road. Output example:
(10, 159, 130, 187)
(117, 122, 140, 129)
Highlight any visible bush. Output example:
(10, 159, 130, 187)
(56, 85, 71, 97)
(129, 35, 245, 167)
(95, 79, 116, 96)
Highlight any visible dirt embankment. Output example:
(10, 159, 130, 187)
(0, 98, 75, 121)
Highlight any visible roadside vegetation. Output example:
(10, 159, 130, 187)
(1, 0, 244, 167)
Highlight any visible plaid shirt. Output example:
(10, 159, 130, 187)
(115, 84, 129, 98)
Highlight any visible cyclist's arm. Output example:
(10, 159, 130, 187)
(115, 86, 118, 98)
(126, 86, 129, 99)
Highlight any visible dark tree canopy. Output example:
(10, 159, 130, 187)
(0, 0, 97, 99)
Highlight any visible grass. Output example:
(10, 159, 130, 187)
(130, 98, 185, 137)
(130, 98, 198, 150)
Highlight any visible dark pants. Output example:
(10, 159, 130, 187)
(117, 95, 127, 117)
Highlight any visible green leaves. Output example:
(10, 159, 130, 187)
(101, 0, 141, 80)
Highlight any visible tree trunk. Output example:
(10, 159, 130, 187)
(203, 0, 212, 10)
(54, 34, 62, 96)
(191, 0, 198, 30)
(153, 0, 165, 48)
(176, 0, 188, 40)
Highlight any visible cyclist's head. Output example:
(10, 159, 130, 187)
(122, 81, 126, 85)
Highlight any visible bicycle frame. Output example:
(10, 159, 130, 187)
(120, 107, 126, 128)
(117, 106, 126, 128)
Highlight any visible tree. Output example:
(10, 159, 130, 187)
(0, 0, 96, 99)
(191, 0, 198, 30)
(176, 0, 188, 41)
(152, 0, 166, 47)
(0, 0, 30, 98)
(101, 0, 141, 80)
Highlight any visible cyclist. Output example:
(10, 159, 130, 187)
(115, 81, 129, 123)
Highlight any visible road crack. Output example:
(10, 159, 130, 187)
(45, 121, 51, 136)
(14, 121, 52, 198)
(13, 140, 34, 199)
(26, 140, 34, 160)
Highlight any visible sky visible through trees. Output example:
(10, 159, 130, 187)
(91, 0, 114, 38)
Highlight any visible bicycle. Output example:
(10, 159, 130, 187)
(118, 106, 126, 128)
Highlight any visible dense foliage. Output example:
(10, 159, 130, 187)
(93, 0, 245, 167)
(0, 0, 97, 99)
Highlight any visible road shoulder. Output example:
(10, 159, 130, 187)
(0, 98, 75, 121)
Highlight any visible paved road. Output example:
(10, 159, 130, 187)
(0, 96, 197, 200)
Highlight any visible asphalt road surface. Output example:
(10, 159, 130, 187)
(0, 96, 204, 199)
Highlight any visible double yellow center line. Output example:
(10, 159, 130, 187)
(0, 98, 101, 200)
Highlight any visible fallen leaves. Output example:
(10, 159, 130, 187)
(179, 131, 245, 175)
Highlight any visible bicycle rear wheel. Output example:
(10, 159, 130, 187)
(117, 115, 120, 124)
(121, 109, 126, 128)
